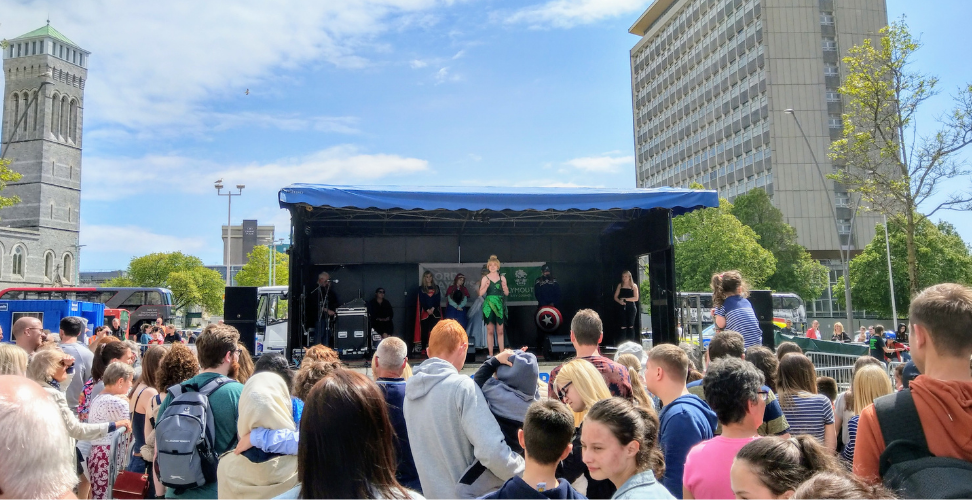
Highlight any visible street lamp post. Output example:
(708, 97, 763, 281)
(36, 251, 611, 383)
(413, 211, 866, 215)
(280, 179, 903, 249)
(883, 214, 898, 322)
(784, 109, 856, 330)
(215, 181, 244, 286)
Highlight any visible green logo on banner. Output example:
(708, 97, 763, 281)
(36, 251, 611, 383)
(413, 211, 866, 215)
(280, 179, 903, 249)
(503, 266, 542, 304)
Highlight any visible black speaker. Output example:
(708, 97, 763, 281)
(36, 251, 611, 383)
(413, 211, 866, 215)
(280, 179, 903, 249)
(748, 290, 775, 349)
(543, 334, 575, 361)
(225, 286, 259, 354)
(334, 311, 369, 359)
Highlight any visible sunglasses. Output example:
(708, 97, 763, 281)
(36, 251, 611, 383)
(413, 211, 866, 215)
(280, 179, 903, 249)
(757, 390, 770, 402)
(557, 381, 573, 402)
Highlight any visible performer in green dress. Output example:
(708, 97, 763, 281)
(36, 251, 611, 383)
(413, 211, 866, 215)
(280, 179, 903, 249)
(479, 254, 509, 357)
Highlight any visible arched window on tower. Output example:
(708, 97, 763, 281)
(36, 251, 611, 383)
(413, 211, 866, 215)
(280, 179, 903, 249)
(60, 96, 69, 139)
(21, 93, 29, 134)
(11, 93, 19, 141)
(12, 246, 25, 278)
(51, 92, 60, 138)
(32, 90, 40, 136)
(44, 252, 54, 281)
(69, 99, 78, 143)
(62, 253, 73, 284)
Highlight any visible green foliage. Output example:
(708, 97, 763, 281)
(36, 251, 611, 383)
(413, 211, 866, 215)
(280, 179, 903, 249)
(840, 214, 972, 316)
(235, 245, 289, 287)
(830, 18, 972, 295)
(106, 252, 225, 315)
(731, 189, 829, 300)
(0, 158, 23, 214)
(672, 195, 776, 292)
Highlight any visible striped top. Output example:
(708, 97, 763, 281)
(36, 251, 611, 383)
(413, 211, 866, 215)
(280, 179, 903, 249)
(780, 391, 835, 444)
(840, 414, 860, 465)
(713, 295, 762, 348)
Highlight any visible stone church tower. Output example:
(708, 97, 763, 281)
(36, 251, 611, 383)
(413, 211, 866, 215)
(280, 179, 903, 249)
(0, 23, 88, 287)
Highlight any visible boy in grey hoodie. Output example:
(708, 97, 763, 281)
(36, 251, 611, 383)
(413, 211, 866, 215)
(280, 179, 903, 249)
(404, 320, 525, 499)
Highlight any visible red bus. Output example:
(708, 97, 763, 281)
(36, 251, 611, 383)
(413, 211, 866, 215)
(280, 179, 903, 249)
(0, 287, 174, 332)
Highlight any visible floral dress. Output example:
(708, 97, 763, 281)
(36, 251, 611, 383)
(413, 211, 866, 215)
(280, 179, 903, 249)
(87, 393, 131, 499)
(77, 378, 96, 422)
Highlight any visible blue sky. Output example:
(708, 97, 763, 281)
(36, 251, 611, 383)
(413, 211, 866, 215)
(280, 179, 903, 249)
(0, 0, 969, 271)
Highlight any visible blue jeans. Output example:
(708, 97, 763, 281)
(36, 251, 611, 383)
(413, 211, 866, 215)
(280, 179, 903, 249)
(126, 455, 156, 498)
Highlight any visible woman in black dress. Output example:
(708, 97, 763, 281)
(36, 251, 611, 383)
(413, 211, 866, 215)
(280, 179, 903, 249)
(613, 270, 640, 344)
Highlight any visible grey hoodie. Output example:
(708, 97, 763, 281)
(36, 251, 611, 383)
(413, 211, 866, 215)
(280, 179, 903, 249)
(404, 358, 524, 499)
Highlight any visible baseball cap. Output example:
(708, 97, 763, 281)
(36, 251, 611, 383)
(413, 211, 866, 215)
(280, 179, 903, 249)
(615, 341, 646, 369)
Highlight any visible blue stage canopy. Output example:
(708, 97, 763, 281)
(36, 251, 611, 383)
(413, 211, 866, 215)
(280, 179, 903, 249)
(279, 184, 718, 216)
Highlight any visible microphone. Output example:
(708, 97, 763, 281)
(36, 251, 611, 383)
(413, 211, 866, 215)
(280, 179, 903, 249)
(330, 279, 340, 284)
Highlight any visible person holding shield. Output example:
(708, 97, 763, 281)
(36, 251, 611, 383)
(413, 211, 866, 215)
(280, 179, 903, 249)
(480, 255, 509, 357)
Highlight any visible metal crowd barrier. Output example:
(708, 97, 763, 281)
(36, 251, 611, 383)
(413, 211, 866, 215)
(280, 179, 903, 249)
(814, 366, 855, 392)
(806, 351, 862, 369)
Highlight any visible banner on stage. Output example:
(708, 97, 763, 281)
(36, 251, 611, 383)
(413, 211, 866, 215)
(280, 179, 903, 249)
(419, 262, 544, 306)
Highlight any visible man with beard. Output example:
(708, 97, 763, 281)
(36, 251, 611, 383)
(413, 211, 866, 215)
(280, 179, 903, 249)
(155, 323, 244, 499)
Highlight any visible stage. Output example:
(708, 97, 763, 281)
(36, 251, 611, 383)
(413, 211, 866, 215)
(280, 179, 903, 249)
(277, 184, 718, 360)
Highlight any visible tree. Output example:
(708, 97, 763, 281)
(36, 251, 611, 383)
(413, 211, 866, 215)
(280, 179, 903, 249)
(830, 18, 972, 297)
(0, 158, 23, 214)
(106, 252, 225, 315)
(731, 189, 829, 300)
(671, 194, 776, 292)
(234, 245, 289, 287)
(841, 214, 972, 316)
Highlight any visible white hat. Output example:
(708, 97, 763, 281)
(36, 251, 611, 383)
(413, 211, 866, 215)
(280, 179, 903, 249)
(615, 341, 646, 369)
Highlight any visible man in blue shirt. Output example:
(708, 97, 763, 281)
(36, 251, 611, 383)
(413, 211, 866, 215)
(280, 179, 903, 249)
(645, 344, 717, 498)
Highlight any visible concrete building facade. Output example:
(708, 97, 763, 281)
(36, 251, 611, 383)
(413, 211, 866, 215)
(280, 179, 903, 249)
(629, 0, 886, 315)
(0, 24, 88, 287)
(221, 222, 275, 266)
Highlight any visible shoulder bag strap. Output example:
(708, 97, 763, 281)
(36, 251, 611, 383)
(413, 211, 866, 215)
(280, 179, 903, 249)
(876, 389, 931, 477)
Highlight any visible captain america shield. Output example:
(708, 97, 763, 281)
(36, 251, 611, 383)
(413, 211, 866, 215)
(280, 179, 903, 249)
(536, 306, 562, 332)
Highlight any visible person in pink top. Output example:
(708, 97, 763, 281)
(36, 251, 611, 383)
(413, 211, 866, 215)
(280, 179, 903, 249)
(805, 320, 820, 340)
(682, 357, 766, 499)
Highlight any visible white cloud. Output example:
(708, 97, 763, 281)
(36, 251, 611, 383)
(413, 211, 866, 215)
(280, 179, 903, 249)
(81, 145, 430, 201)
(564, 152, 633, 172)
(434, 66, 462, 84)
(0, 1, 459, 139)
(410, 59, 430, 68)
(452, 49, 466, 59)
(505, 0, 651, 28)
(80, 224, 207, 255)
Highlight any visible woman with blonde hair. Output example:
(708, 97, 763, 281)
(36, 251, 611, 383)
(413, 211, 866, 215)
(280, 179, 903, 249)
(555, 358, 616, 498)
(839, 364, 893, 465)
(27, 348, 131, 500)
(614, 270, 640, 344)
(0, 342, 28, 375)
(479, 255, 509, 357)
(616, 353, 657, 413)
(831, 322, 850, 342)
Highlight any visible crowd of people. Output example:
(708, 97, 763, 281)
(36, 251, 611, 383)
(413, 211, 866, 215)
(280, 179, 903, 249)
(1, 279, 971, 499)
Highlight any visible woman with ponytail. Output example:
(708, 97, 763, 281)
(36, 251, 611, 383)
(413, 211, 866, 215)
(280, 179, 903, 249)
(616, 353, 657, 412)
(582, 397, 673, 499)
(710, 271, 762, 349)
(730, 436, 842, 499)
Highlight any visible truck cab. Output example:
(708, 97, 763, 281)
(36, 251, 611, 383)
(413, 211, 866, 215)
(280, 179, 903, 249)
(256, 286, 288, 354)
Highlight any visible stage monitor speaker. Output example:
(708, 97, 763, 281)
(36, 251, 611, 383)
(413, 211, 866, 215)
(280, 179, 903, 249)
(543, 334, 575, 361)
(225, 286, 259, 354)
(334, 309, 369, 359)
(748, 289, 775, 348)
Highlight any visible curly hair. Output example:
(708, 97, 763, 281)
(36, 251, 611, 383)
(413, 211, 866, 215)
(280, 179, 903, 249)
(293, 360, 342, 400)
(304, 344, 341, 364)
(710, 270, 748, 307)
(155, 344, 200, 393)
(586, 397, 665, 480)
(702, 357, 763, 425)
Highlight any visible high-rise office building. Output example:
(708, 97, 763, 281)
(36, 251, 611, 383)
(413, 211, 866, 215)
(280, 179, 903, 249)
(629, 0, 886, 315)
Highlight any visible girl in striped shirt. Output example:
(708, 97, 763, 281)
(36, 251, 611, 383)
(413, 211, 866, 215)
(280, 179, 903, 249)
(710, 271, 763, 349)
(839, 364, 893, 466)
(777, 353, 837, 451)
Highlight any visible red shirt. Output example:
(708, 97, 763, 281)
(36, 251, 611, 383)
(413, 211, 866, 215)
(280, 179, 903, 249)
(806, 327, 819, 339)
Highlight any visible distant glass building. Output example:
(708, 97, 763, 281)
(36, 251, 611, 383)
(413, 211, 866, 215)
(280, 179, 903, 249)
(629, 0, 887, 316)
